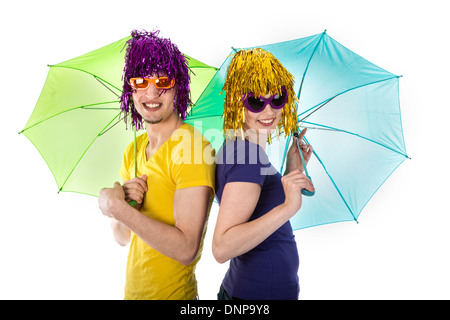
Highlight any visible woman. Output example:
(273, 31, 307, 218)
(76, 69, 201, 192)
(213, 48, 314, 300)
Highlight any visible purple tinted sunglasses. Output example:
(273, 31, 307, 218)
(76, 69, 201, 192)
(242, 87, 287, 113)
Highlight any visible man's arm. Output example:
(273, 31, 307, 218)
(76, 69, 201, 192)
(110, 219, 131, 246)
(99, 182, 211, 265)
(108, 177, 147, 247)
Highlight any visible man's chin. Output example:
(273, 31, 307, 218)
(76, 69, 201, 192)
(144, 118, 163, 125)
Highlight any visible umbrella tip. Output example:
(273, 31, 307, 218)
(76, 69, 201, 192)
(323, 29, 327, 34)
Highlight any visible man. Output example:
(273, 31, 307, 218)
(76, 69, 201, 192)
(98, 30, 215, 300)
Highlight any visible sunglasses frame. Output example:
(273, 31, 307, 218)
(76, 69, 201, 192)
(241, 86, 288, 113)
(129, 76, 175, 90)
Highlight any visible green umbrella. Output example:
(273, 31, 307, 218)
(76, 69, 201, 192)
(20, 36, 218, 197)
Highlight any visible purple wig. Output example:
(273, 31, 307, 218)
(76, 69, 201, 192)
(120, 29, 192, 129)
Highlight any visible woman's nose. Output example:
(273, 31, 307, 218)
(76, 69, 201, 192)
(260, 103, 276, 115)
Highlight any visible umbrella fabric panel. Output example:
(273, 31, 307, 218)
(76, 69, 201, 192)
(188, 66, 219, 105)
(289, 153, 360, 229)
(54, 36, 130, 93)
(253, 33, 323, 95)
(23, 67, 120, 132)
(61, 117, 136, 196)
(302, 77, 407, 157)
(266, 136, 358, 229)
(187, 54, 231, 120)
(290, 127, 407, 230)
(295, 33, 396, 115)
(269, 129, 408, 230)
(185, 55, 233, 151)
(23, 106, 124, 194)
(22, 65, 124, 195)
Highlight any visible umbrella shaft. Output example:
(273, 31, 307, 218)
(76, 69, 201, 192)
(295, 136, 309, 177)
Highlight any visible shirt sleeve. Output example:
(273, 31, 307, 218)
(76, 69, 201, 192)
(119, 140, 134, 181)
(172, 134, 216, 193)
(224, 141, 270, 186)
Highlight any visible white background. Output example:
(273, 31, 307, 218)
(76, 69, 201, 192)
(1, 0, 449, 299)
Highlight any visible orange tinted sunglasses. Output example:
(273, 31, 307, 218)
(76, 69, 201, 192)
(129, 76, 175, 90)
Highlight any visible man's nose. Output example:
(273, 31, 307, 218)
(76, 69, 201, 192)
(143, 83, 160, 98)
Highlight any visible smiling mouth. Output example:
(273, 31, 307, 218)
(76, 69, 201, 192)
(258, 119, 275, 126)
(143, 103, 161, 109)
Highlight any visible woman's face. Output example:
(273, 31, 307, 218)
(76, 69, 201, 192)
(242, 93, 283, 135)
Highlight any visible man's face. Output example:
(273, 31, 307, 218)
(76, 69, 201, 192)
(131, 73, 177, 125)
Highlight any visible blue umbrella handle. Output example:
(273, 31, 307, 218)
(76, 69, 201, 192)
(293, 132, 315, 197)
(301, 177, 315, 197)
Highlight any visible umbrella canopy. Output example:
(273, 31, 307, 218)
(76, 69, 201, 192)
(20, 36, 218, 197)
(192, 31, 409, 230)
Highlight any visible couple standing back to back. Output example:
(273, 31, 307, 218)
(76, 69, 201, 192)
(98, 29, 314, 300)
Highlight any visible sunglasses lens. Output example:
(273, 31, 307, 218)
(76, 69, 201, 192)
(131, 78, 149, 89)
(271, 92, 286, 108)
(155, 77, 173, 89)
(247, 97, 266, 111)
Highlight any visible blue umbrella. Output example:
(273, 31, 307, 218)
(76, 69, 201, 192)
(189, 30, 409, 230)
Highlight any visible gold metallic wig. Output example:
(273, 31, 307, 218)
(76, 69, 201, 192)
(222, 48, 298, 142)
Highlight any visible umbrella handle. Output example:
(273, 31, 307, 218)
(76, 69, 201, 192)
(127, 125, 139, 207)
(301, 175, 315, 197)
(293, 132, 315, 197)
(128, 200, 138, 207)
(302, 190, 315, 196)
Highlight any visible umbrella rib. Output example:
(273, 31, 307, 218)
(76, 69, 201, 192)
(58, 112, 122, 193)
(94, 76, 121, 98)
(298, 75, 400, 121)
(307, 140, 359, 223)
(186, 113, 223, 121)
(301, 121, 409, 158)
(297, 31, 327, 102)
(97, 117, 123, 136)
(19, 101, 119, 134)
(282, 134, 359, 223)
(49, 65, 123, 94)
(190, 66, 219, 70)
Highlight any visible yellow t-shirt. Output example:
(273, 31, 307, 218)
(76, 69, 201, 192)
(119, 123, 215, 300)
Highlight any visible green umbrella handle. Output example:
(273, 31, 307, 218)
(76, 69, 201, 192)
(127, 125, 138, 207)
(128, 200, 138, 207)
(293, 132, 315, 197)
